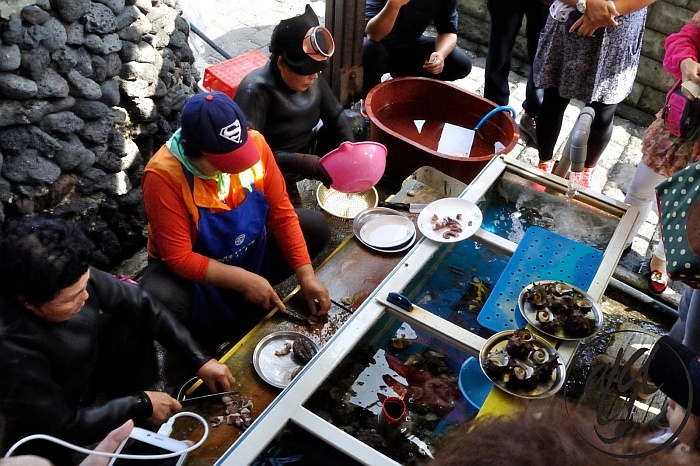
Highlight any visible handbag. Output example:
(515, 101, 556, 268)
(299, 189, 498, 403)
(656, 160, 700, 286)
(661, 79, 700, 141)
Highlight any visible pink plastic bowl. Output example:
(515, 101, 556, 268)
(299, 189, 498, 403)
(320, 141, 388, 193)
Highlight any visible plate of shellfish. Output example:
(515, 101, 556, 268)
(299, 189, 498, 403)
(479, 329, 566, 400)
(518, 280, 604, 340)
(417, 198, 482, 243)
(253, 331, 319, 389)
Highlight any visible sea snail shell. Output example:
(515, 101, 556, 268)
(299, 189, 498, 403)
(537, 310, 554, 323)
(513, 363, 535, 380)
(529, 348, 550, 365)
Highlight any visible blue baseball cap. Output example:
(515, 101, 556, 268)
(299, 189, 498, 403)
(180, 92, 260, 174)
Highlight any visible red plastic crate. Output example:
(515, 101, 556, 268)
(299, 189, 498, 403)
(202, 50, 269, 98)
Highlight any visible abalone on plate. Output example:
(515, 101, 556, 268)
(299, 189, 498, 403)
(479, 329, 566, 400)
(519, 280, 603, 340)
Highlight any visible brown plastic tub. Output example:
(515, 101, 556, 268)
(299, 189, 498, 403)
(365, 77, 519, 186)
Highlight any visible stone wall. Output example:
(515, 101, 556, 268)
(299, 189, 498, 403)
(456, 0, 700, 126)
(0, 0, 198, 268)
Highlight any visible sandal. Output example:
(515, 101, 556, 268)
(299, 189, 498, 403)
(648, 269, 670, 294)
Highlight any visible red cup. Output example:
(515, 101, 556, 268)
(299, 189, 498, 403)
(379, 396, 406, 425)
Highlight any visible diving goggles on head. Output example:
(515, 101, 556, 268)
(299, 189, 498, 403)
(301, 26, 335, 60)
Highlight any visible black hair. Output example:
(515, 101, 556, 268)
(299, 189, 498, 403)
(179, 137, 204, 160)
(0, 216, 93, 307)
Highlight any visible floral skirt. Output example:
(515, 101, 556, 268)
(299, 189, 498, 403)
(642, 114, 700, 178)
(534, 8, 647, 104)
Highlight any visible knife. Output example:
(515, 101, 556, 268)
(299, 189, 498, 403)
(377, 201, 427, 213)
(179, 390, 239, 404)
(279, 307, 312, 325)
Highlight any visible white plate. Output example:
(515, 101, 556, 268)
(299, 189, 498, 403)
(353, 207, 417, 253)
(358, 230, 416, 253)
(359, 215, 415, 248)
(417, 198, 482, 243)
(252, 331, 319, 388)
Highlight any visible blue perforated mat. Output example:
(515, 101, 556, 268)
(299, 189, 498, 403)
(477, 226, 603, 332)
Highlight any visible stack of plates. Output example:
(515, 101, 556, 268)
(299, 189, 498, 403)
(352, 207, 416, 253)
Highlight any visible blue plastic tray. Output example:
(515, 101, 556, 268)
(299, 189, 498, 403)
(477, 226, 603, 333)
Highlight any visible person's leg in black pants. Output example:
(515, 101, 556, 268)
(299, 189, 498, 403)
(522, 0, 550, 118)
(387, 36, 471, 82)
(536, 87, 570, 163)
(484, 0, 526, 106)
(363, 37, 390, 97)
(585, 101, 617, 167)
(267, 208, 331, 285)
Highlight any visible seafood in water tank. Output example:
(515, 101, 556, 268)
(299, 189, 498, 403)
(382, 352, 460, 416)
(390, 336, 413, 349)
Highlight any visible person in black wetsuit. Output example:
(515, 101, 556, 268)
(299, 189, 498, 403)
(234, 5, 366, 196)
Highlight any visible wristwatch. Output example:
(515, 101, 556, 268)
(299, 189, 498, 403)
(576, 0, 586, 13)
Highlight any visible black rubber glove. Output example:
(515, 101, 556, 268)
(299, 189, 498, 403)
(291, 153, 333, 187)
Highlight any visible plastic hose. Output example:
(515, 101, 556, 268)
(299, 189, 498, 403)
(473, 106, 517, 131)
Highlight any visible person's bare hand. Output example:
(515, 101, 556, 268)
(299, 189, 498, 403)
(570, 14, 606, 36)
(196, 359, 236, 393)
(144, 391, 181, 424)
(79, 420, 194, 466)
(299, 276, 330, 316)
(584, 0, 618, 28)
(78, 420, 134, 466)
(692, 9, 700, 27)
(422, 52, 444, 74)
(238, 271, 285, 311)
(681, 58, 700, 85)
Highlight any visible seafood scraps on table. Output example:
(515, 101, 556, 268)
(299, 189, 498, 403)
(292, 336, 317, 364)
(273, 337, 318, 363)
(209, 395, 254, 429)
(430, 212, 471, 239)
(523, 281, 597, 337)
(483, 329, 558, 392)
(275, 342, 292, 356)
(382, 351, 460, 416)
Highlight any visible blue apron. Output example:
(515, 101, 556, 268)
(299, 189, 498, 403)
(184, 169, 271, 327)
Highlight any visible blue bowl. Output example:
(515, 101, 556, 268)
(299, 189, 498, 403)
(458, 356, 493, 410)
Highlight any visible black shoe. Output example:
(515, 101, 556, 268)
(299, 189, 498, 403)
(647, 400, 670, 430)
(621, 243, 633, 256)
(519, 113, 538, 148)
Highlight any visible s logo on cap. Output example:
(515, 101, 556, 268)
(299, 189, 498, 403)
(220, 120, 244, 144)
